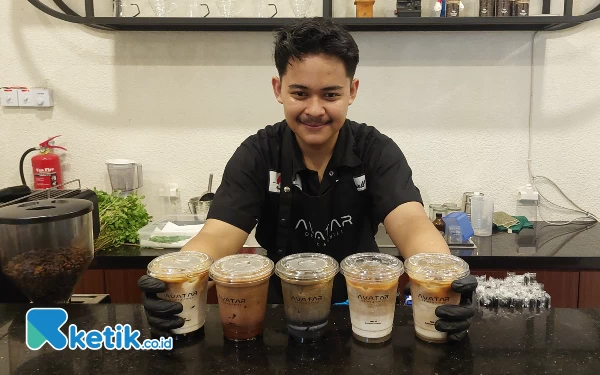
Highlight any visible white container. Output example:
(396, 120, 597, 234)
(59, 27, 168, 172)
(470, 196, 494, 236)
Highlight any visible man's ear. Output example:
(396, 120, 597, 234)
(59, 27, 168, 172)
(349, 78, 359, 105)
(272, 76, 283, 104)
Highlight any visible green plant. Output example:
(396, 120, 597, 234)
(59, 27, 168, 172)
(94, 189, 151, 252)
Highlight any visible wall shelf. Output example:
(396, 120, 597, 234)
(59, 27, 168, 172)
(30, 0, 600, 32)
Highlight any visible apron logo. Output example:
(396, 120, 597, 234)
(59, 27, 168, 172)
(269, 171, 281, 193)
(353, 175, 367, 191)
(269, 171, 302, 193)
(295, 215, 353, 246)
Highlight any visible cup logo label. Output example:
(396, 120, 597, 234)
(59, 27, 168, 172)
(357, 294, 389, 303)
(290, 295, 323, 304)
(417, 294, 450, 304)
(220, 297, 246, 305)
(160, 290, 198, 302)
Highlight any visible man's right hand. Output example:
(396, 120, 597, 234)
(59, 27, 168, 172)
(137, 275, 185, 337)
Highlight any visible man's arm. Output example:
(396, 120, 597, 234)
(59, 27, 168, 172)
(181, 218, 249, 262)
(383, 201, 450, 260)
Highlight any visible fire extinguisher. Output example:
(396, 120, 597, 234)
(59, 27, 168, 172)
(19, 135, 67, 190)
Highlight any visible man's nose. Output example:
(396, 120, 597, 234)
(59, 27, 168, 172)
(304, 96, 326, 117)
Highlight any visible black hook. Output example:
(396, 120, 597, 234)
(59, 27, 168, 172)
(269, 3, 277, 17)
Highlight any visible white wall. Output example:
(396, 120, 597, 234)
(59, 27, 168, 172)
(1, 0, 599, 222)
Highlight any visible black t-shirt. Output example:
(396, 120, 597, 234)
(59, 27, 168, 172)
(207, 119, 423, 246)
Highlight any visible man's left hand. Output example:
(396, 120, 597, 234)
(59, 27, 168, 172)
(434, 275, 478, 343)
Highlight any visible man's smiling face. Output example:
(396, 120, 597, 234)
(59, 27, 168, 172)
(273, 53, 359, 149)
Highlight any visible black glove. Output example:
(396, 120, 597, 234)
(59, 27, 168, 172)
(434, 275, 478, 343)
(138, 275, 185, 338)
(404, 274, 478, 343)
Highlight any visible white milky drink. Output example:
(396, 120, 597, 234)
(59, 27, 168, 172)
(147, 251, 214, 336)
(340, 253, 404, 344)
(404, 253, 470, 344)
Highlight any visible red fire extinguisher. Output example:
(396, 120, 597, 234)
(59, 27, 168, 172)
(19, 135, 67, 190)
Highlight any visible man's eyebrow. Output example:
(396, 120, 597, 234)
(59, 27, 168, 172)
(288, 84, 344, 90)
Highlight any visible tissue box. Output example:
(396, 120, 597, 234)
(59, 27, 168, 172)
(443, 212, 474, 242)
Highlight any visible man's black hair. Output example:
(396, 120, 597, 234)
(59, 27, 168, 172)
(274, 18, 360, 79)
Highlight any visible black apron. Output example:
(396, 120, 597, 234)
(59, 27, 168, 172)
(256, 126, 379, 304)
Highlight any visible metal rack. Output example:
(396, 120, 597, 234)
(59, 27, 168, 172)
(29, 0, 600, 31)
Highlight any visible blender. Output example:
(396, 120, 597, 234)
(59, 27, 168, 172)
(0, 199, 95, 304)
(106, 159, 143, 195)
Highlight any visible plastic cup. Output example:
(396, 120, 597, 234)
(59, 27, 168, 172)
(470, 196, 494, 236)
(404, 253, 470, 344)
(147, 251, 214, 339)
(209, 254, 274, 341)
(275, 253, 339, 343)
(340, 253, 404, 343)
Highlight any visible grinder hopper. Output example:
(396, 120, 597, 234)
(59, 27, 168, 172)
(0, 199, 94, 304)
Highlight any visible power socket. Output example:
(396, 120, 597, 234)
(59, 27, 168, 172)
(518, 184, 539, 202)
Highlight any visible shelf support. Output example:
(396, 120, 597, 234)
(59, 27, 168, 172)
(564, 0, 573, 17)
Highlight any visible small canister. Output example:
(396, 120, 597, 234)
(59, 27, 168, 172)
(496, 0, 510, 16)
(516, 0, 529, 16)
(445, 0, 460, 17)
(479, 0, 494, 17)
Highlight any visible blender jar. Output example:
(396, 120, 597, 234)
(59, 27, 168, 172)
(0, 199, 94, 304)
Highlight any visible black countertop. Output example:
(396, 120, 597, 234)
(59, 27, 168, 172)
(92, 221, 600, 270)
(1, 303, 600, 374)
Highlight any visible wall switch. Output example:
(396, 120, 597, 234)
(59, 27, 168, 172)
(19, 88, 53, 107)
(1, 88, 19, 107)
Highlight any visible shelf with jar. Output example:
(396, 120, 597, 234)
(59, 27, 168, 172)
(29, 0, 600, 31)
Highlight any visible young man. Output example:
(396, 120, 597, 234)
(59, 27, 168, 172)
(139, 18, 476, 342)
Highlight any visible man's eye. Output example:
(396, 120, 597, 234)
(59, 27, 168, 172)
(291, 92, 306, 97)
(324, 93, 340, 98)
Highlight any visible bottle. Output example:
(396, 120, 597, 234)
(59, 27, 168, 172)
(432, 213, 446, 237)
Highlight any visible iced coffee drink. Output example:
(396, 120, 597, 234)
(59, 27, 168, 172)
(147, 251, 214, 338)
(209, 254, 274, 341)
(275, 253, 339, 343)
(404, 253, 470, 344)
(340, 253, 404, 343)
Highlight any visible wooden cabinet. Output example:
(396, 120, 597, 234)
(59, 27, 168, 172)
(73, 270, 105, 295)
(104, 269, 146, 304)
(578, 271, 600, 308)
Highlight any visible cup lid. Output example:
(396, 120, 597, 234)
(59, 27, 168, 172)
(147, 251, 213, 279)
(209, 254, 274, 284)
(340, 253, 404, 281)
(275, 253, 339, 282)
(404, 253, 469, 282)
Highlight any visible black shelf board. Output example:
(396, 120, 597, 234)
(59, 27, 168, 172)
(78, 16, 583, 32)
(27, 0, 600, 32)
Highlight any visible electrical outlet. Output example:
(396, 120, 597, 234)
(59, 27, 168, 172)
(1, 88, 19, 107)
(518, 184, 539, 202)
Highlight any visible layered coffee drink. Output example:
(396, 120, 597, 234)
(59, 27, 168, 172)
(147, 251, 214, 338)
(404, 253, 470, 344)
(275, 253, 339, 343)
(210, 254, 274, 341)
(340, 253, 404, 343)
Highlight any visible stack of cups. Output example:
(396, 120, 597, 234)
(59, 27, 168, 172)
(404, 253, 470, 344)
(340, 253, 404, 344)
(147, 252, 214, 339)
(209, 254, 274, 341)
(275, 253, 339, 343)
